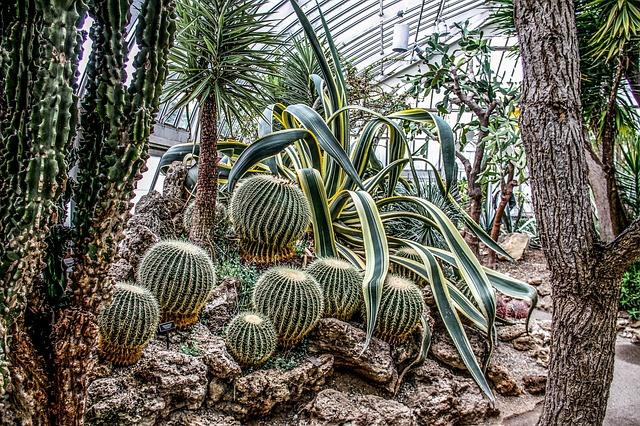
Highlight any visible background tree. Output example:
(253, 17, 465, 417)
(0, 0, 176, 423)
(409, 25, 524, 255)
(514, 0, 640, 423)
(164, 0, 280, 252)
(491, 0, 640, 241)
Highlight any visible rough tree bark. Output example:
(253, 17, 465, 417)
(189, 97, 218, 254)
(514, 0, 640, 424)
(488, 163, 516, 266)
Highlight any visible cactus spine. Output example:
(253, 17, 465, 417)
(225, 311, 277, 366)
(375, 274, 425, 343)
(230, 175, 310, 264)
(138, 240, 216, 328)
(306, 257, 362, 320)
(252, 267, 323, 345)
(98, 282, 160, 366)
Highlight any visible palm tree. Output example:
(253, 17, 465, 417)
(165, 0, 280, 251)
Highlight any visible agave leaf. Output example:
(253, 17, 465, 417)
(297, 168, 337, 257)
(284, 104, 363, 194)
(336, 242, 366, 269)
(399, 240, 494, 401)
(227, 129, 317, 191)
(388, 109, 456, 192)
(333, 190, 389, 349)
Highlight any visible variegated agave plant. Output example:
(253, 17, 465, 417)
(220, 0, 536, 400)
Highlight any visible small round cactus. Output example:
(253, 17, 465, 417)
(137, 240, 216, 329)
(98, 282, 160, 366)
(390, 247, 428, 288)
(306, 257, 362, 321)
(230, 175, 310, 264)
(252, 267, 323, 345)
(225, 311, 277, 366)
(375, 274, 425, 343)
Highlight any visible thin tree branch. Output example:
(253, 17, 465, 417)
(455, 150, 472, 176)
(604, 218, 640, 273)
(449, 67, 485, 118)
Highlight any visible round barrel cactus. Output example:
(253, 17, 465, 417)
(252, 266, 323, 345)
(98, 282, 160, 366)
(306, 257, 362, 320)
(229, 175, 310, 264)
(375, 274, 425, 343)
(391, 247, 428, 288)
(225, 311, 277, 366)
(137, 240, 216, 328)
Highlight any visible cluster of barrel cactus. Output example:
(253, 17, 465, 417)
(229, 175, 311, 264)
(252, 266, 323, 345)
(224, 311, 277, 366)
(138, 240, 217, 328)
(374, 274, 425, 343)
(306, 257, 362, 320)
(98, 283, 161, 366)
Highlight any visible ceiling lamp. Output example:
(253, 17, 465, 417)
(392, 23, 410, 52)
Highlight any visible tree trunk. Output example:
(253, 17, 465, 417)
(514, 0, 629, 423)
(488, 165, 516, 266)
(586, 150, 616, 242)
(189, 97, 218, 255)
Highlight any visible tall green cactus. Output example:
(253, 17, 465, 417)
(0, 0, 177, 423)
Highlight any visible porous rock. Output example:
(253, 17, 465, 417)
(187, 323, 242, 380)
(216, 354, 334, 417)
(201, 278, 239, 334)
(85, 347, 208, 425)
(164, 409, 240, 426)
(499, 232, 530, 261)
(308, 318, 398, 386)
(304, 389, 416, 425)
(399, 359, 497, 425)
(523, 374, 547, 395)
(429, 329, 485, 372)
(487, 364, 522, 396)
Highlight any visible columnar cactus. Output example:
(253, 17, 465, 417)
(375, 274, 425, 343)
(230, 175, 310, 264)
(252, 267, 323, 345)
(391, 247, 428, 288)
(138, 240, 216, 328)
(306, 257, 362, 320)
(98, 282, 160, 366)
(224, 311, 277, 366)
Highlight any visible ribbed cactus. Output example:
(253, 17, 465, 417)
(230, 175, 310, 264)
(98, 282, 160, 366)
(252, 267, 323, 345)
(306, 257, 362, 320)
(138, 240, 216, 328)
(375, 274, 425, 343)
(390, 247, 428, 288)
(224, 311, 277, 366)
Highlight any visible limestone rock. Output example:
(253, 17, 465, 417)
(487, 364, 522, 396)
(399, 359, 497, 425)
(523, 374, 547, 395)
(429, 330, 485, 372)
(86, 348, 208, 425)
(186, 323, 242, 380)
(499, 232, 530, 261)
(201, 278, 239, 334)
(162, 161, 189, 200)
(164, 410, 240, 426)
(108, 258, 134, 282)
(308, 318, 398, 386)
(216, 354, 334, 417)
(117, 224, 160, 270)
(498, 324, 527, 342)
(305, 389, 416, 425)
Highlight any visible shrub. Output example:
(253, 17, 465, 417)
(621, 259, 640, 320)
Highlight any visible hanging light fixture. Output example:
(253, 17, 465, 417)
(392, 10, 409, 53)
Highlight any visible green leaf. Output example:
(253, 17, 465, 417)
(297, 168, 337, 257)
